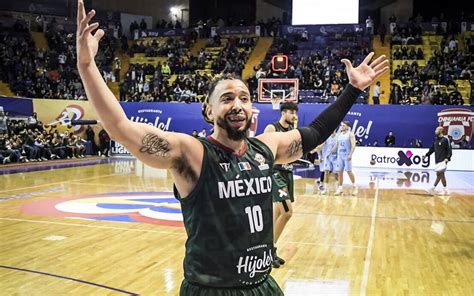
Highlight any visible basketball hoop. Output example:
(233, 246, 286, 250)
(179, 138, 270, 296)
(271, 97, 282, 110)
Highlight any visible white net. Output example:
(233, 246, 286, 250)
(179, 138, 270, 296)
(271, 97, 282, 110)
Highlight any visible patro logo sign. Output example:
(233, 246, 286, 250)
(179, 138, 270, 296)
(371, 150, 430, 168)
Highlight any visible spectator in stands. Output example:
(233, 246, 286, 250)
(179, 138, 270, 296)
(372, 81, 381, 104)
(113, 57, 121, 82)
(449, 87, 464, 105)
(385, 131, 396, 147)
(139, 19, 147, 30)
(191, 130, 198, 138)
(162, 62, 171, 76)
(98, 128, 110, 157)
(459, 135, 470, 149)
(378, 24, 387, 46)
(365, 16, 374, 35)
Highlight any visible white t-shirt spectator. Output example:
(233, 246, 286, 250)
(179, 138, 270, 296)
(58, 54, 67, 65)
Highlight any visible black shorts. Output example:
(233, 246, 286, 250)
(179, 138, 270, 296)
(180, 276, 284, 296)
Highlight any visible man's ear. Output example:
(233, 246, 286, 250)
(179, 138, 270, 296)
(206, 105, 214, 122)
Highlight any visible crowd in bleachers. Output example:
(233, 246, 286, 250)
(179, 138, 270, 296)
(0, 19, 117, 100)
(208, 35, 256, 74)
(0, 112, 112, 164)
(392, 46, 424, 60)
(129, 36, 194, 58)
(121, 64, 213, 102)
(391, 35, 472, 105)
(390, 24, 423, 45)
(120, 35, 256, 102)
(1, 14, 472, 106)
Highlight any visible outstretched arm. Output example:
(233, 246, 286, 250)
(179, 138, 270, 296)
(258, 52, 389, 164)
(75, 0, 203, 189)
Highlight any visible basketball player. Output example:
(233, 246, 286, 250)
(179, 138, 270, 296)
(263, 102, 298, 268)
(332, 121, 358, 195)
(76, 2, 388, 293)
(319, 130, 338, 195)
(423, 126, 452, 196)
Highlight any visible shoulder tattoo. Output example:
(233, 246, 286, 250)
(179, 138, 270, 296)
(139, 134, 170, 157)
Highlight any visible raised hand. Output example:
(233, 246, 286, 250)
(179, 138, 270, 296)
(341, 52, 389, 91)
(76, 0, 104, 66)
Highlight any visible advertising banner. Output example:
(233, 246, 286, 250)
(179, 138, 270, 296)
(139, 28, 188, 38)
(216, 26, 257, 36)
(351, 147, 474, 171)
(32, 99, 101, 140)
(0, 97, 33, 117)
(8, 97, 469, 157)
(113, 102, 473, 156)
(280, 24, 364, 36)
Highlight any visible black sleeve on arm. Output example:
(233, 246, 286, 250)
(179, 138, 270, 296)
(446, 138, 452, 161)
(297, 84, 362, 154)
(425, 142, 434, 157)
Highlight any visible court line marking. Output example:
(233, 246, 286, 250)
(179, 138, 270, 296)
(359, 177, 379, 296)
(0, 217, 364, 248)
(0, 217, 185, 236)
(294, 208, 474, 224)
(0, 265, 138, 295)
(68, 182, 156, 190)
(0, 173, 119, 195)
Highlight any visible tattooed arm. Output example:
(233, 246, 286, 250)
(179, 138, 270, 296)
(256, 129, 304, 165)
(76, 1, 203, 197)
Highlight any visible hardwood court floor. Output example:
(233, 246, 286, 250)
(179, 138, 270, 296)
(0, 159, 473, 295)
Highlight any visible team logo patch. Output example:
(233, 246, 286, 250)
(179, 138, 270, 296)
(238, 162, 252, 171)
(21, 192, 183, 227)
(254, 153, 269, 171)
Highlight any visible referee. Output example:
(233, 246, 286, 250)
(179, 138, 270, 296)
(423, 127, 452, 196)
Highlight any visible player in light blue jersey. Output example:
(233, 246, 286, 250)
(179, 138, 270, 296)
(330, 121, 357, 195)
(318, 130, 338, 195)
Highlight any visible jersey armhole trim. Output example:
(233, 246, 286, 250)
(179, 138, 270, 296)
(175, 140, 208, 203)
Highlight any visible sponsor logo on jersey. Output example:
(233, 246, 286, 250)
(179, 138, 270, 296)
(220, 162, 230, 172)
(218, 177, 272, 199)
(236, 249, 273, 279)
(254, 153, 269, 170)
(238, 162, 252, 171)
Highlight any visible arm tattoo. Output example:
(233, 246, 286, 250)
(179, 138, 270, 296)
(287, 139, 302, 157)
(139, 134, 170, 157)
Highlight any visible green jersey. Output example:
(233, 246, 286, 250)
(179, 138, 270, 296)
(272, 122, 293, 172)
(175, 136, 275, 288)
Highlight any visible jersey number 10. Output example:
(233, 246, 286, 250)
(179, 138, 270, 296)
(245, 205, 263, 233)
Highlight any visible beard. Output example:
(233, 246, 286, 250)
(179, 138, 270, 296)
(216, 113, 252, 141)
(285, 119, 294, 126)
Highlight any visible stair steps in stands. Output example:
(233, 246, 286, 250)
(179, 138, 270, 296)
(371, 35, 391, 104)
(0, 81, 15, 97)
(242, 37, 273, 81)
(190, 38, 208, 56)
(31, 32, 48, 50)
(107, 82, 120, 100)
